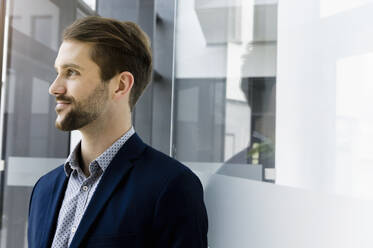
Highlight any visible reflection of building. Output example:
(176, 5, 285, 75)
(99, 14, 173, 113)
(1, 1, 74, 247)
(11, 0, 60, 50)
(221, 77, 276, 182)
(174, 0, 277, 182)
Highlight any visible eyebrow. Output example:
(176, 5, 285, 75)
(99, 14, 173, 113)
(54, 63, 84, 71)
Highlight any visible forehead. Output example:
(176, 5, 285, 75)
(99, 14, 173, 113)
(54, 40, 96, 68)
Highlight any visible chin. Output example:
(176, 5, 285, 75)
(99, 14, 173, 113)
(55, 121, 69, 131)
(55, 116, 70, 131)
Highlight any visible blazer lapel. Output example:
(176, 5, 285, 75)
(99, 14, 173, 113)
(69, 133, 146, 248)
(41, 167, 68, 248)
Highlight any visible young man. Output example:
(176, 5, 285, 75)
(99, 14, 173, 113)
(28, 16, 208, 248)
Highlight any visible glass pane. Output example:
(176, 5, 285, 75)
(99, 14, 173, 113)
(173, 0, 277, 183)
(0, 0, 81, 247)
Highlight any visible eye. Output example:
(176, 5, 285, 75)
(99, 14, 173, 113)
(66, 69, 79, 77)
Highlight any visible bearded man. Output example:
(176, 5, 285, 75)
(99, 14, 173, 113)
(27, 16, 208, 248)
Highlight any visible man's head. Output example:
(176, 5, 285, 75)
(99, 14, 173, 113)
(49, 16, 152, 131)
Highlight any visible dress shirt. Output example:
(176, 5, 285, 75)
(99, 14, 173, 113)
(51, 126, 135, 248)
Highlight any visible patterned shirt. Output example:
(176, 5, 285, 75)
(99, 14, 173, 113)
(51, 126, 135, 248)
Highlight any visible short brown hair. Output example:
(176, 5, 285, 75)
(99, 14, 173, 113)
(63, 16, 152, 111)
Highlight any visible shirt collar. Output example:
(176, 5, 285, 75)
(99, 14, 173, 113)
(64, 126, 135, 177)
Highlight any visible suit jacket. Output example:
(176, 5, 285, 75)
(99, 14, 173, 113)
(28, 133, 208, 248)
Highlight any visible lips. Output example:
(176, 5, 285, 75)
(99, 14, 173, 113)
(55, 102, 71, 111)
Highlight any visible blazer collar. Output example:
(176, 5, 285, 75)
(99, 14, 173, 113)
(69, 133, 146, 248)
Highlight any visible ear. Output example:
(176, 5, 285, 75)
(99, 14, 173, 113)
(113, 71, 134, 100)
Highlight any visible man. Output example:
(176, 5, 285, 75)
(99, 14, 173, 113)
(28, 16, 208, 248)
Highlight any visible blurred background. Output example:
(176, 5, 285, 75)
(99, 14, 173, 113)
(0, 0, 373, 247)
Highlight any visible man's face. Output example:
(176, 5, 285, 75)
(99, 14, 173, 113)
(49, 40, 109, 131)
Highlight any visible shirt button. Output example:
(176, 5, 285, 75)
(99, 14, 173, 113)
(82, 186, 89, 191)
(71, 226, 77, 233)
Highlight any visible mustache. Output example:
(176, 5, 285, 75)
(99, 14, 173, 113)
(56, 95, 74, 103)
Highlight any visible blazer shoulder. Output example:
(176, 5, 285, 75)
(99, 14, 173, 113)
(145, 147, 208, 247)
(140, 145, 202, 188)
(33, 165, 65, 192)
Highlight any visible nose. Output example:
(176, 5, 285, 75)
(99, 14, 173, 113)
(49, 75, 66, 96)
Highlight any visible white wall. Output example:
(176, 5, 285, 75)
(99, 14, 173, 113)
(201, 172, 373, 248)
(276, 0, 373, 199)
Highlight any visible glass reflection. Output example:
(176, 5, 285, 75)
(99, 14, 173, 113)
(173, 0, 277, 182)
(0, 0, 77, 247)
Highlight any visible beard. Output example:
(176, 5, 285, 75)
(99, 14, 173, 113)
(55, 83, 109, 131)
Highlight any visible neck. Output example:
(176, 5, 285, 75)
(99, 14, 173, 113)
(78, 111, 132, 177)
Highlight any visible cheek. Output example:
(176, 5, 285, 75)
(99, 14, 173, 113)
(66, 79, 89, 97)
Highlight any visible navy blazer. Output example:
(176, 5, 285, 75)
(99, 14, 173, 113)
(28, 133, 208, 248)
